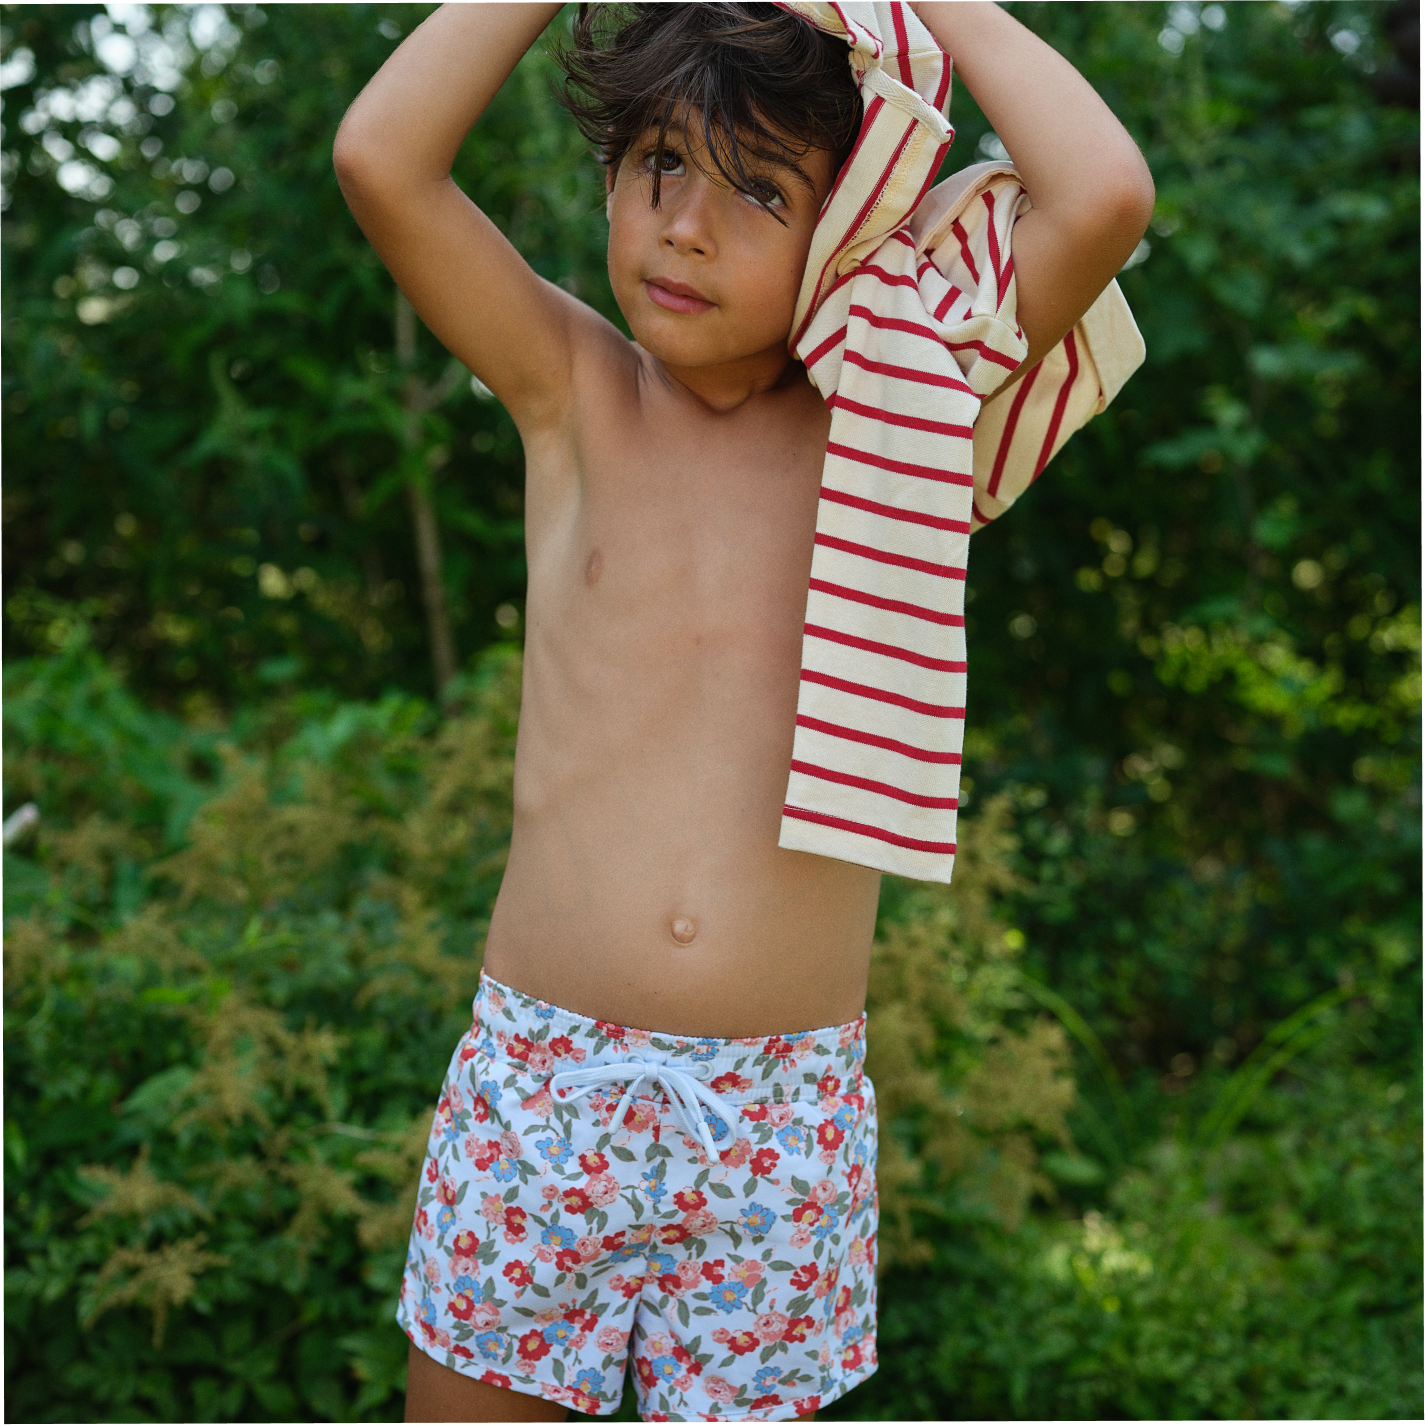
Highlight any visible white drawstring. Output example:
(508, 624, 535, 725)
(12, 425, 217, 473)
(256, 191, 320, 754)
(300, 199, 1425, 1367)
(548, 1058, 735, 1158)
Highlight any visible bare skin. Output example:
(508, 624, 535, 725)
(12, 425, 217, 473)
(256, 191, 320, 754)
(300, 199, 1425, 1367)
(334, 5, 1152, 1419)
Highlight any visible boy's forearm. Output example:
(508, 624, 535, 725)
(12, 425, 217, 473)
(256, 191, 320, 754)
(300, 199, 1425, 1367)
(910, 2, 1153, 239)
(334, 2, 562, 190)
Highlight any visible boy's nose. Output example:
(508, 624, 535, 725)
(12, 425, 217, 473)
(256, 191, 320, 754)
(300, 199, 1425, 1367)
(659, 180, 718, 259)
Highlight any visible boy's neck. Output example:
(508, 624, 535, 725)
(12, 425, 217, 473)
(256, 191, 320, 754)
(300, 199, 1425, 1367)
(643, 343, 808, 414)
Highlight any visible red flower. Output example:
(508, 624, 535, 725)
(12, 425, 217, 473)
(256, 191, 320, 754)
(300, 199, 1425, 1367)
(783, 1315, 815, 1343)
(816, 1071, 841, 1097)
(751, 1396, 783, 1410)
(436, 1175, 459, 1207)
(790, 1262, 819, 1292)
(448, 1292, 475, 1321)
(816, 1120, 845, 1152)
(502, 1259, 533, 1287)
(471, 1094, 490, 1123)
(749, 1147, 779, 1177)
(425, 1157, 439, 1184)
(560, 1187, 592, 1215)
(548, 1034, 575, 1058)
(791, 1201, 821, 1225)
(673, 1188, 707, 1213)
(555, 1247, 582, 1272)
(518, 1329, 551, 1362)
(568, 1307, 599, 1332)
(657, 1221, 690, 1245)
(795, 1394, 822, 1417)
(763, 1034, 798, 1062)
(601, 1231, 627, 1253)
(700, 1258, 726, 1285)
(473, 1140, 502, 1171)
(503, 1206, 528, 1239)
(835, 1285, 852, 1315)
(480, 1371, 511, 1390)
(579, 1150, 610, 1176)
(452, 1230, 480, 1257)
(451, 1344, 474, 1360)
(672, 1343, 703, 1376)
(506, 1034, 536, 1063)
(458, 1040, 478, 1061)
(595, 1020, 626, 1040)
(741, 1102, 770, 1122)
(842, 1342, 863, 1371)
(725, 1330, 760, 1356)
(569, 1390, 600, 1414)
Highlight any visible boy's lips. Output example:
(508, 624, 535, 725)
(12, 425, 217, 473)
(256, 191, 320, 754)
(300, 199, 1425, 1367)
(644, 277, 715, 315)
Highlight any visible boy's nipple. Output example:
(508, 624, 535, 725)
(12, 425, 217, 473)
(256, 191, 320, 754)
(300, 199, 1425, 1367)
(670, 916, 697, 945)
(584, 549, 603, 585)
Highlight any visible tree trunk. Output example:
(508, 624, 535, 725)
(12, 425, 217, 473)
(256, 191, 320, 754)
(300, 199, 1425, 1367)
(395, 291, 458, 696)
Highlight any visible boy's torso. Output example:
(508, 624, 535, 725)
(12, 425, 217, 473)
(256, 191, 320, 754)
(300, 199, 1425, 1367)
(482, 320, 881, 1038)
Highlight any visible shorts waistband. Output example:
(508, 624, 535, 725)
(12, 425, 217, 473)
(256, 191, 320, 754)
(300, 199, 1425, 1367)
(472, 971, 866, 1105)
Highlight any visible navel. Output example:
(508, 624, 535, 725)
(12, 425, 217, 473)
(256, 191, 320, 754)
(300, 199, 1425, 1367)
(670, 916, 697, 945)
(584, 548, 603, 585)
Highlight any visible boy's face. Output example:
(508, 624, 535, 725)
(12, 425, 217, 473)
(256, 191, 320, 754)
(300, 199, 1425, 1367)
(606, 122, 836, 380)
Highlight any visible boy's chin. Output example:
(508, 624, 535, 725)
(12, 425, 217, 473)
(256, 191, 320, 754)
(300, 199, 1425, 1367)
(623, 316, 795, 374)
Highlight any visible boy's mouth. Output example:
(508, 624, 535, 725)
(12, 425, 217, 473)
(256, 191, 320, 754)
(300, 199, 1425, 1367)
(644, 277, 715, 315)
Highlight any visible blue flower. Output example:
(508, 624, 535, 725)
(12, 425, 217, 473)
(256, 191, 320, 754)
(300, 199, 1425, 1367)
(687, 1038, 721, 1062)
(775, 1124, 808, 1156)
(754, 1365, 782, 1392)
(441, 1120, 461, 1143)
(474, 1329, 505, 1361)
(417, 1295, 437, 1326)
(436, 1205, 456, 1233)
(542, 1222, 577, 1250)
(535, 1002, 556, 1019)
(832, 1103, 857, 1130)
(489, 1155, 518, 1183)
(811, 1207, 839, 1241)
(544, 1319, 578, 1347)
(702, 1108, 731, 1143)
(608, 1241, 646, 1265)
(853, 1140, 869, 1168)
(709, 1279, 749, 1313)
(573, 1367, 604, 1393)
(451, 1273, 476, 1294)
(647, 1250, 678, 1277)
(842, 1323, 864, 1346)
(479, 1078, 503, 1107)
(536, 1135, 573, 1167)
(648, 1354, 680, 1382)
(738, 1202, 775, 1237)
(476, 1035, 496, 1058)
(641, 1160, 667, 1209)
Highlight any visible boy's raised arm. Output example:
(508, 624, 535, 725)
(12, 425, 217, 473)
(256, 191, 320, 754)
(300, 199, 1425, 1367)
(911, 2, 1155, 372)
(333, 3, 573, 428)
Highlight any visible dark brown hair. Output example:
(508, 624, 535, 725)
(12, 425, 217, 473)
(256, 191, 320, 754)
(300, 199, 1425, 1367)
(554, 4, 862, 215)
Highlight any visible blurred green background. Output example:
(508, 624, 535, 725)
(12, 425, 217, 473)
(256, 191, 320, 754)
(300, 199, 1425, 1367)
(3, 2, 1419, 1420)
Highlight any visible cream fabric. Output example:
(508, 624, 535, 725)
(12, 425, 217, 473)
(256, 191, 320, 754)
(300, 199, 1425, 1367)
(776, 1, 1145, 882)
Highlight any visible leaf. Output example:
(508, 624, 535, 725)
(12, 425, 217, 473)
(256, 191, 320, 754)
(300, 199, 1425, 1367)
(708, 1182, 734, 1199)
(611, 1146, 636, 1162)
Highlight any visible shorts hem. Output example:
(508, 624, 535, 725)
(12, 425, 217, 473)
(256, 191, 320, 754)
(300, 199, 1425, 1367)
(400, 1317, 623, 1417)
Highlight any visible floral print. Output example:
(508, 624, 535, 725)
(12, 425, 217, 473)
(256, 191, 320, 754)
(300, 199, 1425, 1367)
(397, 973, 878, 1421)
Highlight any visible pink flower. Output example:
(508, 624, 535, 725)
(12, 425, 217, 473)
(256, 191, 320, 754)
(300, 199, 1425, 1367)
(470, 1300, 500, 1330)
(682, 1208, 718, 1236)
(586, 1173, 621, 1206)
(808, 1179, 838, 1206)
(675, 1259, 703, 1290)
(814, 1267, 838, 1300)
(527, 1048, 554, 1075)
(730, 1258, 764, 1284)
(704, 1375, 737, 1404)
(520, 1083, 554, 1115)
(708, 1071, 753, 1095)
(499, 1129, 522, 1160)
(576, 1235, 604, 1262)
(766, 1103, 796, 1129)
(790, 1225, 812, 1248)
(596, 1326, 628, 1354)
(479, 1194, 505, 1224)
(755, 1311, 790, 1345)
(720, 1136, 752, 1167)
(534, 1244, 554, 1262)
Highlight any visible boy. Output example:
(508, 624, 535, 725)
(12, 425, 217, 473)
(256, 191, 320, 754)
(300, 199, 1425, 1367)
(334, 4, 1152, 1421)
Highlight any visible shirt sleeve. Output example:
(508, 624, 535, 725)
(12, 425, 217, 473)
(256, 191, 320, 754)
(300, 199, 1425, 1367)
(911, 163, 1147, 530)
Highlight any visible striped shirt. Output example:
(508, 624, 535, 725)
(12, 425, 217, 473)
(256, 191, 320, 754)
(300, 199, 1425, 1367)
(777, 1, 1145, 882)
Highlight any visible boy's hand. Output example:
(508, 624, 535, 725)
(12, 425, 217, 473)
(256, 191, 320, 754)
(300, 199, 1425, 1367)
(333, 4, 578, 432)
(910, 2, 1154, 373)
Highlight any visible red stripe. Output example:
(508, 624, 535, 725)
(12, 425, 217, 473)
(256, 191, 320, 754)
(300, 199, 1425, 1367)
(890, 3, 914, 88)
(795, 715, 962, 764)
(931, 53, 951, 112)
(848, 304, 940, 342)
(808, 577, 965, 627)
(950, 218, 980, 285)
(828, 394, 972, 439)
(986, 360, 1041, 498)
(998, 252, 1015, 310)
(983, 190, 1003, 292)
(815, 532, 967, 581)
(842, 349, 972, 394)
(888, 228, 916, 251)
(803, 323, 848, 370)
(933, 281, 964, 321)
(1033, 328, 1080, 479)
(827, 439, 973, 487)
(801, 668, 965, 718)
(944, 337, 1020, 371)
(804, 621, 967, 673)
(790, 760, 959, 810)
(783, 802, 957, 854)
(819, 484, 972, 534)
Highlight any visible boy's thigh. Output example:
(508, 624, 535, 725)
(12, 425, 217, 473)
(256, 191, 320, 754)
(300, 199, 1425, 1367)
(405, 1342, 569, 1422)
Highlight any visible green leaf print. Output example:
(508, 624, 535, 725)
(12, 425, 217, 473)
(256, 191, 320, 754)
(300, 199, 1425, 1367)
(611, 1145, 636, 1162)
(708, 1182, 734, 1199)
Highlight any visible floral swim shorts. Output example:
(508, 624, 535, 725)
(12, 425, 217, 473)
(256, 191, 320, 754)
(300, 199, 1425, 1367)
(397, 972, 878, 1421)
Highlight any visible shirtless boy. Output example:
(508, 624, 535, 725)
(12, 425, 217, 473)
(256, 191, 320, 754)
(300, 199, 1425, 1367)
(334, 4, 1151, 1420)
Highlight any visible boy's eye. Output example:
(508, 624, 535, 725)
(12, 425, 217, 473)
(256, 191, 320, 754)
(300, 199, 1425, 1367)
(647, 147, 685, 176)
(740, 178, 786, 209)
